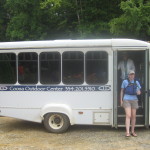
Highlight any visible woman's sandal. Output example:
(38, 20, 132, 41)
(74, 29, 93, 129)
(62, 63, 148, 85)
(131, 132, 137, 137)
(125, 133, 131, 137)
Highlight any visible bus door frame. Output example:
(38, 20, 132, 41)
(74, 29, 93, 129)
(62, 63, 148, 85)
(113, 49, 149, 128)
(113, 50, 118, 128)
(145, 49, 149, 128)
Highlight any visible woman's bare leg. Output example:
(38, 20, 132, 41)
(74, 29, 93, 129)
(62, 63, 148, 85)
(125, 107, 131, 135)
(131, 108, 137, 133)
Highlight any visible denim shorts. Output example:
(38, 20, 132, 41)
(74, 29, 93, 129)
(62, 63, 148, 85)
(122, 100, 139, 109)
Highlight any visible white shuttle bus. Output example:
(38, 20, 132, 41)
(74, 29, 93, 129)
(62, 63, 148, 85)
(0, 39, 149, 133)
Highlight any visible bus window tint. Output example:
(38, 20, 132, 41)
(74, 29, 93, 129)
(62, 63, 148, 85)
(86, 51, 108, 84)
(18, 52, 38, 84)
(40, 52, 61, 84)
(0, 53, 16, 84)
(62, 51, 84, 84)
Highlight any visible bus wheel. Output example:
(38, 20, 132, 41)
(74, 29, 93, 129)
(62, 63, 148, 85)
(43, 113, 70, 133)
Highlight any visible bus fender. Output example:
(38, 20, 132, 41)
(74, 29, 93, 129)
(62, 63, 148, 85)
(40, 104, 74, 125)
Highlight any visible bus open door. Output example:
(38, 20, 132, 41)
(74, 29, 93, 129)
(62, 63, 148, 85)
(114, 49, 149, 128)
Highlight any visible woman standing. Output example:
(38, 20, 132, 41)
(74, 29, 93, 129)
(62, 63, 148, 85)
(120, 70, 141, 137)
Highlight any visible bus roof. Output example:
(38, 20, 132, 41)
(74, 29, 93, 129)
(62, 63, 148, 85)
(0, 39, 149, 50)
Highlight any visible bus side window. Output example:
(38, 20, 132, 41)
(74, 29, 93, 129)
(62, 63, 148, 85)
(0, 53, 17, 84)
(85, 51, 108, 85)
(40, 52, 61, 84)
(18, 52, 38, 84)
(62, 51, 84, 85)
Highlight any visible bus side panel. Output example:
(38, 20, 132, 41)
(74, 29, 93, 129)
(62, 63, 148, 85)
(0, 107, 42, 123)
(0, 91, 113, 125)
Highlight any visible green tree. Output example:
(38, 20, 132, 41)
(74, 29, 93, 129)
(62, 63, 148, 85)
(0, 0, 7, 41)
(4, 0, 122, 41)
(40, 0, 78, 39)
(6, 0, 46, 41)
(74, 0, 122, 38)
(5, 0, 79, 40)
(109, 0, 150, 40)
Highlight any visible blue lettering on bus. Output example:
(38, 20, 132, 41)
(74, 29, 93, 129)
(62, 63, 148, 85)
(0, 85, 111, 92)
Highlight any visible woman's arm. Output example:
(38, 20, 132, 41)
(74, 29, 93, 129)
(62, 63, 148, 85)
(120, 88, 124, 106)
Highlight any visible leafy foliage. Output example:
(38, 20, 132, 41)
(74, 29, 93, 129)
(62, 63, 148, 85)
(0, 0, 8, 41)
(0, 0, 149, 41)
(109, 0, 150, 40)
(5, 0, 46, 40)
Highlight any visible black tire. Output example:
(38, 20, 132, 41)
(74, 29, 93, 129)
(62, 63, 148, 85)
(43, 113, 70, 133)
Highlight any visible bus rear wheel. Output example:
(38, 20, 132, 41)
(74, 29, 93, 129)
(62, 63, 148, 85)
(43, 113, 70, 133)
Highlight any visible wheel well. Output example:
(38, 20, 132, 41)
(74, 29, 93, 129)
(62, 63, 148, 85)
(41, 104, 74, 125)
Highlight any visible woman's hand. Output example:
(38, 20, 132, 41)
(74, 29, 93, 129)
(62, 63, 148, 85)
(120, 100, 123, 107)
(137, 90, 141, 95)
(120, 88, 124, 107)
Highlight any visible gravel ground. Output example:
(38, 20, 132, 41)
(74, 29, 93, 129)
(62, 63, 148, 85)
(0, 117, 150, 150)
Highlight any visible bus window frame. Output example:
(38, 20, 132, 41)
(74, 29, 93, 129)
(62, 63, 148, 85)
(85, 51, 108, 85)
(0, 52, 17, 84)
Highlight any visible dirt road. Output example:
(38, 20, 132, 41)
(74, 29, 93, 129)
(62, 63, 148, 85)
(0, 117, 150, 150)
